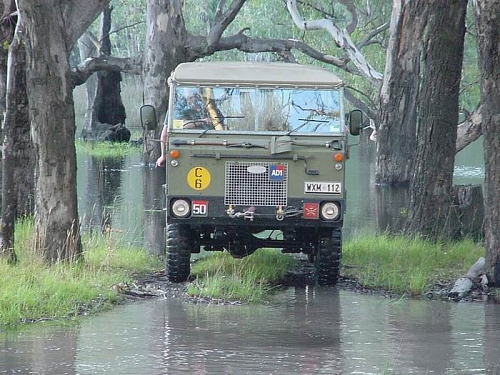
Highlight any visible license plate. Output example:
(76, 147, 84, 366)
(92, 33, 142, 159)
(304, 182, 342, 194)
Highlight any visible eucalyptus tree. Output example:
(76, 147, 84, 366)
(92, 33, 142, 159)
(0, 0, 32, 262)
(286, 0, 481, 187)
(79, 5, 127, 139)
(404, 0, 468, 239)
(375, 1, 425, 186)
(0, 0, 486, 262)
(474, 0, 500, 286)
(14, 0, 110, 262)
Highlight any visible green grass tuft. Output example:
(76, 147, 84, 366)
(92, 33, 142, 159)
(188, 249, 298, 303)
(343, 234, 484, 296)
(0, 218, 162, 327)
(76, 141, 140, 159)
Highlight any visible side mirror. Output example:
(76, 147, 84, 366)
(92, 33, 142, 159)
(140, 105, 158, 130)
(348, 109, 364, 136)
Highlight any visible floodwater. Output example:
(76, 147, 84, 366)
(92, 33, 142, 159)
(2, 289, 500, 374)
(1, 136, 491, 374)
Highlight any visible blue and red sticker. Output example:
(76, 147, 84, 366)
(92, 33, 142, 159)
(269, 164, 285, 181)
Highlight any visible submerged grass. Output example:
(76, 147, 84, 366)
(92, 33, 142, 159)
(188, 249, 298, 303)
(343, 234, 484, 296)
(0, 219, 162, 327)
(76, 140, 140, 159)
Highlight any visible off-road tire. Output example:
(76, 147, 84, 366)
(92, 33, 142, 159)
(166, 224, 191, 282)
(315, 228, 342, 286)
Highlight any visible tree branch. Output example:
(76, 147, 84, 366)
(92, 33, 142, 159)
(192, 32, 357, 74)
(337, 0, 358, 34)
(357, 22, 389, 49)
(64, 0, 111, 48)
(344, 87, 378, 122)
(456, 105, 482, 153)
(286, 0, 383, 87)
(207, 0, 247, 47)
(70, 55, 142, 87)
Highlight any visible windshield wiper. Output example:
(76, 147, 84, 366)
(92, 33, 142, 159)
(286, 118, 328, 135)
(227, 142, 267, 149)
(198, 115, 245, 138)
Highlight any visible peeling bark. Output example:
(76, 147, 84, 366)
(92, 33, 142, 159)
(0, 4, 33, 262)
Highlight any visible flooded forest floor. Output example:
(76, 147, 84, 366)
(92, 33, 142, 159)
(121, 258, 495, 305)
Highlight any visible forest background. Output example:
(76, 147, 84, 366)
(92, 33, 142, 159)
(0, 1, 499, 287)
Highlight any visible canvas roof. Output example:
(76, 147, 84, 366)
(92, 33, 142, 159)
(169, 61, 344, 88)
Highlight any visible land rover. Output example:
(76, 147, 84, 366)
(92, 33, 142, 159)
(141, 61, 363, 286)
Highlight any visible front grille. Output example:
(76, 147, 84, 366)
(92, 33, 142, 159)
(224, 162, 288, 206)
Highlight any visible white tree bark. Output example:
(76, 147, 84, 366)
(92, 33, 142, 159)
(286, 0, 383, 87)
(456, 106, 482, 152)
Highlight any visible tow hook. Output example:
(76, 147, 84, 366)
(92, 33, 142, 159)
(226, 205, 255, 221)
(244, 207, 255, 221)
(226, 205, 235, 216)
(276, 206, 284, 221)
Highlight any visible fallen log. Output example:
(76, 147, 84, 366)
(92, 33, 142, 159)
(448, 256, 485, 300)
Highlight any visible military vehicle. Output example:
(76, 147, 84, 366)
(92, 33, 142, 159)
(141, 61, 363, 286)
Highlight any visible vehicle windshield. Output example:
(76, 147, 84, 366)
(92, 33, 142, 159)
(170, 85, 343, 134)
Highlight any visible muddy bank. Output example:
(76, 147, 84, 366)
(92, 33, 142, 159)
(120, 258, 495, 304)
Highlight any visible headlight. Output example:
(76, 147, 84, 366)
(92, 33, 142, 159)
(171, 199, 191, 218)
(320, 202, 341, 221)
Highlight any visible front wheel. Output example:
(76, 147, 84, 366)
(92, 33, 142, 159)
(315, 228, 342, 286)
(166, 224, 191, 282)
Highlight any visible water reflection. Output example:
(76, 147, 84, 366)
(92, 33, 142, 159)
(160, 288, 342, 374)
(77, 151, 156, 248)
(80, 155, 126, 234)
(0, 326, 79, 374)
(2, 289, 500, 374)
(143, 166, 166, 255)
(75, 134, 485, 252)
(374, 186, 409, 234)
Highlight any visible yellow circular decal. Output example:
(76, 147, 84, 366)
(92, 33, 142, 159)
(187, 167, 211, 190)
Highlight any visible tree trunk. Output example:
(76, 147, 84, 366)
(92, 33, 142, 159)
(19, 2, 81, 262)
(17, 0, 107, 262)
(0, 8, 33, 261)
(449, 184, 484, 241)
(405, 0, 467, 240)
(78, 31, 98, 138)
(474, 0, 500, 286)
(142, 0, 189, 163)
(95, 6, 126, 128)
(376, 0, 428, 186)
(0, 25, 21, 262)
